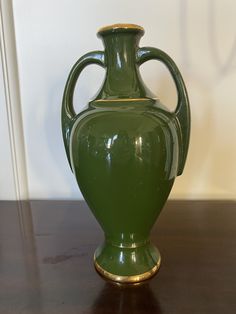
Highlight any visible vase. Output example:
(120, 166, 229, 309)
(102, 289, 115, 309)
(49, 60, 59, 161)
(61, 24, 190, 283)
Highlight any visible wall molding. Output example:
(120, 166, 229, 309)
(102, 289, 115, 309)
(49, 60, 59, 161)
(0, 0, 28, 200)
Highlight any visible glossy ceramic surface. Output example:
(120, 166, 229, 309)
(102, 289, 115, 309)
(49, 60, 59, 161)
(61, 24, 190, 282)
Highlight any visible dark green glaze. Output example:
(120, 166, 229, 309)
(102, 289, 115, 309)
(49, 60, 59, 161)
(62, 24, 190, 281)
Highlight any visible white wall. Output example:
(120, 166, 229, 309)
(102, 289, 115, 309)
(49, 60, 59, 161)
(1, 0, 235, 200)
(0, 57, 16, 199)
(0, 0, 28, 200)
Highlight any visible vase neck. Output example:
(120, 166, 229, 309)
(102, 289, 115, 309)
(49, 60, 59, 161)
(96, 31, 150, 100)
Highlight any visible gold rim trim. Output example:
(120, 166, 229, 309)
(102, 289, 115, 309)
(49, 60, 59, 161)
(94, 258, 161, 283)
(98, 23, 144, 34)
(93, 98, 156, 103)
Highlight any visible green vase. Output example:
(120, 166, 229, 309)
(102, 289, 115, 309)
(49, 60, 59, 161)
(61, 24, 190, 283)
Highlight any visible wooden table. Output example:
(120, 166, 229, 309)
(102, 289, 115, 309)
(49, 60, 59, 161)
(0, 200, 235, 313)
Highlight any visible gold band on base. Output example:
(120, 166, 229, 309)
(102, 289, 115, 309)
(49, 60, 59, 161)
(94, 258, 161, 284)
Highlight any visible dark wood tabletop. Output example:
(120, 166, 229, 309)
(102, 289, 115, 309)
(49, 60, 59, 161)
(0, 200, 235, 314)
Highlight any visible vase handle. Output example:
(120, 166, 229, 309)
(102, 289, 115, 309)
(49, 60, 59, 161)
(62, 51, 105, 169)
(137, 47, 190, 175)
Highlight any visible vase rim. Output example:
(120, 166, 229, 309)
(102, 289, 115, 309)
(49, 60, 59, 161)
(97, 23, 144, 37)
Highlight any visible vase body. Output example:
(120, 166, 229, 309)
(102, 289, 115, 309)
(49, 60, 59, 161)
(62, 24, 190, 283)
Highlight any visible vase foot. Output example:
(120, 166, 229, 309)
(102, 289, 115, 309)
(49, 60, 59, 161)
(94, 241, 161, 283)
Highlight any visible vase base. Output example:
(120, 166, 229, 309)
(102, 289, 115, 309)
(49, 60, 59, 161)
(94, 241, 161, 283)
(94, 258, 161, 284)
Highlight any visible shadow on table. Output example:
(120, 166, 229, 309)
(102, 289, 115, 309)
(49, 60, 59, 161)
(91, 281, 163, 314)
